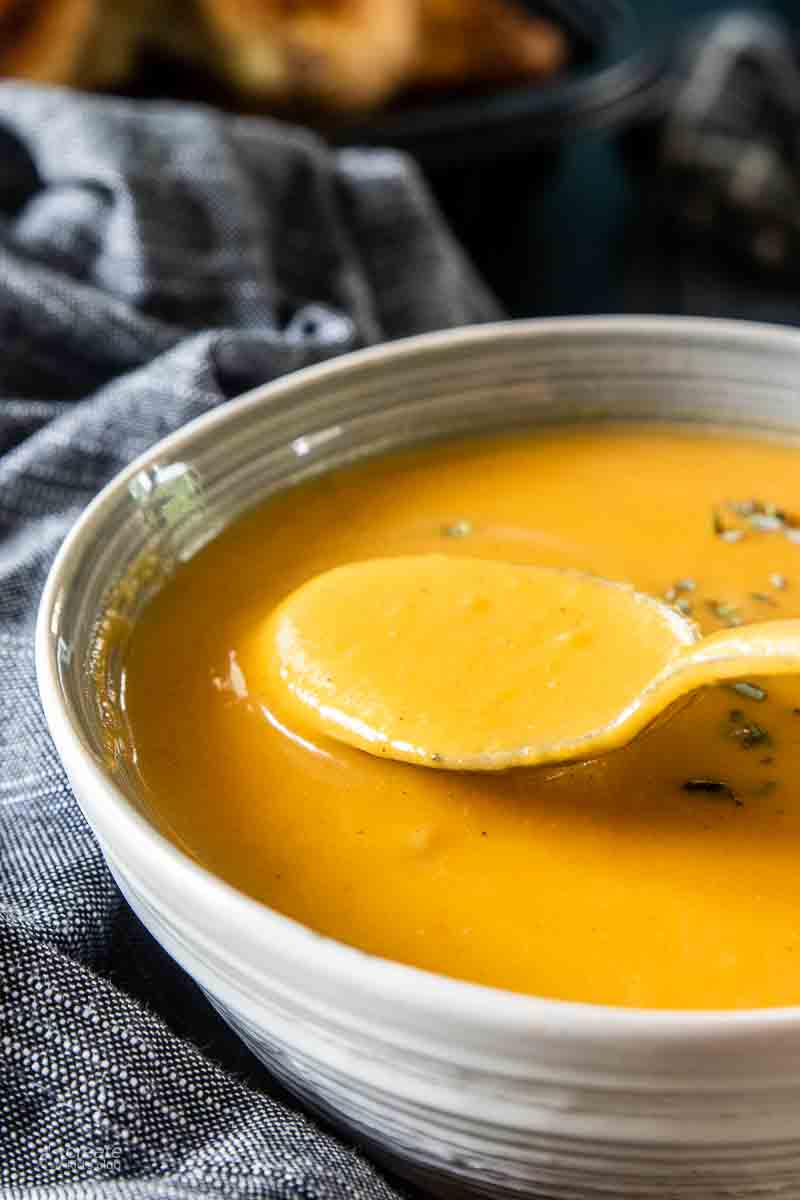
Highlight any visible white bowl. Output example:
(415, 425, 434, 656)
(37, 317, 800, 1198)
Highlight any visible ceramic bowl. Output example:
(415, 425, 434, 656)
(37, 317, 800, 1198)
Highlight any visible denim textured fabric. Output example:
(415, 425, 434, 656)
(0, 82, 499, 1195)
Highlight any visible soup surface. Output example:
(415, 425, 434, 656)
(123, 424, 800, 1009)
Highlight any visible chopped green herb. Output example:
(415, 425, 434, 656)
(749, 513, 785, 532)
(727, 499, 794, 523)
(751, 591, 778, 606)
(665, 579, 697, 607)
(714, 500, 799, 543)
(440, 519, 473, 539)
(727, 718, 771, 750)
(728, 499, 759, 517)
(729, 681, 767, 702)
(706, 600, 743, 626)
(682, 779, 740, 805)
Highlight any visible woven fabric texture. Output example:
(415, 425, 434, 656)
(0, 82, 499, 1196)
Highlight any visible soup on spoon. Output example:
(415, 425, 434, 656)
(265, 554, 800, 770)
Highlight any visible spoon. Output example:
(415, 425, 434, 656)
(264, 554, 800, 771)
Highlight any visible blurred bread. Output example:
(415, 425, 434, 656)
(196, 0, 420, 112)
(198, 0, 568, 110)
(0, 0, 158, 88)
(0, 0, 97, 82)
(0, 0, 568, 113)
(416, 0, 568, 90)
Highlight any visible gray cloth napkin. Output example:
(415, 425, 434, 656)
(0, 82, 499, 1196)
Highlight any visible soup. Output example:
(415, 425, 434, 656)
(122, 424, 800, 1009)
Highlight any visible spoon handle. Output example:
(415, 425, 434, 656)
(648, 620, 800, 712)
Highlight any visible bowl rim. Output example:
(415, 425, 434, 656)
(36, 314, 800, 1044)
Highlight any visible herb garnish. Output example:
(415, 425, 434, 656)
(712, 500, 800, 542)
(706, 599, 743, 627)
(712, 506, 745, 541)
(441, 519, 473, 538)
(750, 591, 778, 606)
(727, 713, 772, 749)
(664, 578, 696, 612)
(728, 500, 760, 517)
(730, 499, 791, 522)
(729, 681, 767, 702)
(682, 779, 741, 805)
(749, 513, 785, 532)
(665, 579, 696, 600)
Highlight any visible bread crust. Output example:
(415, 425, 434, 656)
(0, 0, 568, 111)
(0, 0, 96, 82)
(196, 0, 420, 111)
(416, 0, 568, 88)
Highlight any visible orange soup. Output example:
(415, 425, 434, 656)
(123, 424, 800, 1009)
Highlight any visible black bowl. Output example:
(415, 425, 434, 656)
(325, 0, 664, 168)
(322, 1, 666, 311)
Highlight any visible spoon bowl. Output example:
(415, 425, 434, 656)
(265, 554, 701, 770)
(266, 554, 800, 771)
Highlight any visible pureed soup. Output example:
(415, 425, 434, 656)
(122, 424, 800, 1009)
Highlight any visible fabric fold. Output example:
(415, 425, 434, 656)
(0, 81, 499, 1196)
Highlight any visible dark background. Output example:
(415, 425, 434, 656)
(497, 0, 799, 319)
